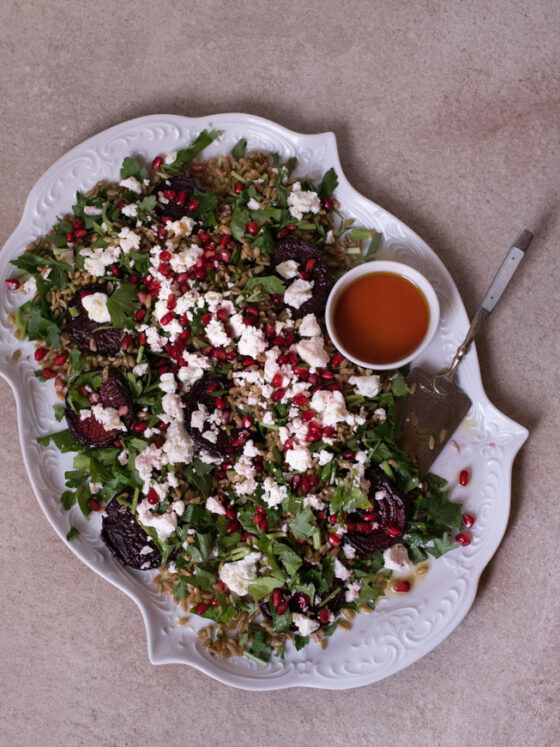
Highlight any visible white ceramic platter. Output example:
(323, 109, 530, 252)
(0, 114, 528, 690)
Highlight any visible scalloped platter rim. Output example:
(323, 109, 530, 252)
(0, 114, 528, 690)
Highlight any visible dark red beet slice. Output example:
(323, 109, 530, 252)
(273, 237, 334, 318)
(184, 375, 247, 456)
(66, 284, 122, 355)
(65, 368, 134, 449)
(101, 497, 161, 569)
(344, 466, 407, 555)
(156, 175, 204, 220)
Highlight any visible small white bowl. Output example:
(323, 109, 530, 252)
(325, 260, 440, 370)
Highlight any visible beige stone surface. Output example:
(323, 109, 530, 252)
(1, 1, 559, 745)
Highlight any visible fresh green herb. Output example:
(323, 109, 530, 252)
(330, 482, 372, 514)
(120, 156, 148, 182)
(106, 284, 141, 327)
(66, 527, 80, 542)
(318, 167, 338, 200)
(232, 138, 247, 160)
(289, 507, 316, 540)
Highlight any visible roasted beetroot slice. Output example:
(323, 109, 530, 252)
(184, 375, 245, 456)
(65, 369, 134, 449)
(345, 466, 407, 555)
(156, 175, 204, 219)
(273, 237, 334, 318)
(101, 497, 161, 569)
(66, 284, 122, 355)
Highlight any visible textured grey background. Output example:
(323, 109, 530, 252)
(1, 1, 559, 745)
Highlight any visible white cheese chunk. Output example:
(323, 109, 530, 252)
(287, 182, 321, 220)
(81, 292, 111, 323)
(284, 278, 314, 310)
(349, 375, 381, 398)
(219, 552, 261, 596)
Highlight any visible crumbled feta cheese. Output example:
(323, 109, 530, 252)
(119, 176, 143, 194)
(345, 581, 361, 602)
(80, 404, 126, 432)
(296, 337, 329, 368)
(164, 151, 177, 165)
(247, 197, 261, 210)
(21, 276, 37, 295)
(132, 363, 148, 377)
(205, 319, 230, 347)
(374, 407, 387, 423)
(169, 243, 203, 272)
(172, 500, 185, 516)
(262, 477, 288, 508)
(177, 364, 205, 390)
(80, 245, 121, 277)
(235, 478, 258, 496)
(334, 558, 351, 581)
(228, 313, 245, 338)
(310, 390, 349, 426)
(118, 226, 142, 253)
(287, 182, 321, 221)
(237, 326, 266, 358)
(190, 403, 208, 431)
(81, 292, 111, 324)
(162, 420, 194, 464)
(202, 429, 217, 443)
(284, 278, 314, 309)
(325, 229, 335, 244)
(292, 613, 320, 636)
(343, 543, 356, 560)
(299, 313, 321, 337)
(137, 500, 177, 541)
(349, 375, 381, 398)
(285, 445, 312, 472)
(317, 450, 333, 466)
(121, 203, 138, 218)
(144, 325, 166, 352)
(303, 494, 325, 510)
(135, 444, 165, 486)
(117, 448, 129, 466)
(139, 545, 153, 556)
(159, 373, 176, 394)
(206, 496, 226, 515)
(83, 205, 103, 216)
(219, 552, 261, 596)
(89, 482, 102, 494)
(275, 260, 299, 279)
(167, 216, 195, 239)
(383, 544, 412, 572)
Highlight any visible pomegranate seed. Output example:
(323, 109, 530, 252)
(133, 421, 148, 432)
(302, 410, 315, 422)
(215, 396, 225, 409)
(176, 191, 187, 206)
(66, 232, 74, 243)
(194, 267, 207, 280)
(34, 348, 47, 361)
(272, 373, 283, 388)
(4, 277, 21, 290)
(152, 155, 163, 170)
(292, 475, 301, 490)
(331, 353, 343, 367)
(135, 309, 146, 322)
(137, 332, 147, 346)
(163, 190, 176, 200)
(210, 598, 219, 607)
(356, 522, 373, 533)
(157, 421, 169, 432)
(293, 366, 308, 379)
(342, 450, 355, 459)
(242, 414, 253, 428)
(226, 521, 240, 534)
(246, 221, 259, 235)
(276, 601, 288, 615)
(271, 294, 283, 306)
(318, 608, 331, 624)
(387, 526, 401, 537)
(307, 372, 321, 385)
(459, 469, 470, 486)
(74, 228, 87, 239)
(299, 271, 311, 281)
(393, 581, 410, 593)
(195, 603, 210, 615)
(271, 589, 283, 607)
(72, 218, 84, 229)
(284, 438, 294, 450)
(53, 353, 68, 366)
(292, 393, 308, 407)
(252, 505, 266, 518)
(234, 181, 243, 193)
(225, 508, 237, 521)
(87, 498, 102, 512)
(320, 370, 334, 380)
(322, 425, 336, 437)
(113, 439, 122, 447)
(157, 227, 167, 239)
(345, 522, 356, 531)
(327, 534, 341, 547)
(212, 580, 227, 592)
(160, 311, 174, 326)
(242, 532, 255, 543)
(455, 532, 471, 546)
(154, 435, 165, 448)
(206, 380, 219, 393)
(191, 163, 205, 172)
(147, 488, 159, 505)
(271, 388, 286, 402)
(323, 198, 334, 211)
(200, 312, 213, 326)
(160, 215, 172, 223)
(295, 593, 310, 611)
(159, 250, 171, 262)
(41, 368, 56, 379)
(216, 307, 229, 321)
(462, 513, 476, 528)
(198, 230, 210, 243)
(187, 199, 199, 212)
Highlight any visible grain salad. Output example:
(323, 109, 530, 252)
(6, 131, 465, 663)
